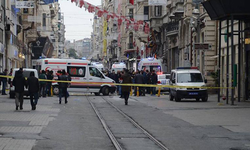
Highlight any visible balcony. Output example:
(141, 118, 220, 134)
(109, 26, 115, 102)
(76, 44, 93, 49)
(165, 21, 179, 36)
(124, 43, 136, 53)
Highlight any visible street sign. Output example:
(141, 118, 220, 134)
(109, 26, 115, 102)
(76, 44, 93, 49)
(194, 43, 212, 50)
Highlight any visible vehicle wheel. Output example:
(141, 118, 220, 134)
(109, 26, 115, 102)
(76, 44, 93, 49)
(202, 97, 208, 102)
(94, 93, 100, 96)
(175, 97, 181, 102)
(53, 86, 60, 95)
(10, 93, 15, 98)
(102, 87, 109, 96)
(169, 92, 174, 101)
(196, 98, 200, 102)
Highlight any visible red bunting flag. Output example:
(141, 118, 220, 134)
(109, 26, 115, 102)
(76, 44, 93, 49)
(129, 0, 134, 5)
(118, 18, 122, 26)
(79, 0, 84, 8)
(97, 10, 104, 17)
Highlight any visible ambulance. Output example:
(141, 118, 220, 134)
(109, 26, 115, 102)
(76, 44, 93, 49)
(111, 62, 126, 73)
(36, 58, 116, 96)
(91, 62, 104, 72)
(138, 57, 163, 74)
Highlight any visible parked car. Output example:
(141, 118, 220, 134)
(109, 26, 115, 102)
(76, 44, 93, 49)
(156, 74, 170, 92)
(9, 68, 39, 98)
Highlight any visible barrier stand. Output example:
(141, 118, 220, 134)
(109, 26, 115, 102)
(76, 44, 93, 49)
(130, 88, 133, 96)
(158, 87, 161, 97)
(136, 87, 139, 97)
(51, 86, 53, 96)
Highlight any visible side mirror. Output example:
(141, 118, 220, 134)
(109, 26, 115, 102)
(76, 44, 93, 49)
(172, 79, 175, 84)
(204, 79, 207, 83)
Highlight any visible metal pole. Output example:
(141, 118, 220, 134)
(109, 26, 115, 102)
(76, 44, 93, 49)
(196, 17, 200, 70)
(238, 20, 241, 102)
(226, 19, 229, 104)
(231, 16, 235, 105)
(218, 21, 222, 102)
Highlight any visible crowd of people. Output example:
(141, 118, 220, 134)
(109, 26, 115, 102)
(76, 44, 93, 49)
(0, 67, 159, 109)
(106, 69, 158, 105)
(7, 68, 71, 111)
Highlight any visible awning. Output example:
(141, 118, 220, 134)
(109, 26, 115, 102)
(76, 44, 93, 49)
(202, 0, 250, 21)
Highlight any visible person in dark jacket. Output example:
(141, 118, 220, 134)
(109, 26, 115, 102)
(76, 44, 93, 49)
(39, 70, 47, 97)
(46, 70, 53, 97)
(27, 72, 39, 110)
(134, 71, 145, 96)
(58, 70, 70, 104)
(121, 69, 132, 105)
(146, 70, 151, 94)
(12, 70, 26, 110)
(1, 69, 8, 95)
(150, 70, 158, 96)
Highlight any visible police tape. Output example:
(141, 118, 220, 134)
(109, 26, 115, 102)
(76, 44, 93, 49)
(0, 75, 234, 89)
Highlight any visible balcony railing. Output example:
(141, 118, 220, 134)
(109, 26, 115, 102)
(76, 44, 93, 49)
(166, 21, 179, 32)
(127, 43, 134, 49)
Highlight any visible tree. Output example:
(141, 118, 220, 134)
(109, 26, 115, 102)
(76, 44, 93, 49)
(68, 48, 79, 59)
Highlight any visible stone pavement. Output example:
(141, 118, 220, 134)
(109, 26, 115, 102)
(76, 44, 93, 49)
(131, 93, 250, 133)
(0, 94, 60, 150)
(1, 93, 250, 150)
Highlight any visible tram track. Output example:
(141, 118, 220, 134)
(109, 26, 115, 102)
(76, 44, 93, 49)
(86, 95, 170, 150)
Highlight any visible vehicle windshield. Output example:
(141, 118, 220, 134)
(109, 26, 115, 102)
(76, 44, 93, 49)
(158, 74, 170, 79)
(113, 68, 124, 73)
(14, 71, 35, 78)
(142, 66, 161, 72)
(177, 73, 203, 83)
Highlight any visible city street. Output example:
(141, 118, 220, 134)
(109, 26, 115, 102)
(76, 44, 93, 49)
(0, 93, 250, 150)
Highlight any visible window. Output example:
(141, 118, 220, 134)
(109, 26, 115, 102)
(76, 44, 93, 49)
(129, 9, 133, 19)
(89, 67, 103, 78)
(22, 71, 34, 78)
(67, 66, 86, 77)
(23, 0, 28, 13)
(43, 13, 46, 27)
(129, 32, 133, 43)
(144, 6, 149, 21)
(155, 6, 162, 17)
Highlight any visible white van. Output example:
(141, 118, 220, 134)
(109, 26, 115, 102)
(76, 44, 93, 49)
(9, 68, 39, 98)
(138, 57, 163, 75)
(169, 67, 208, 102)
(111, 62, 126, 73)
(36, 58, 116, 96)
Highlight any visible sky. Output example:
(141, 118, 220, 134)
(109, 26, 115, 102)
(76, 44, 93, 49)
(59, 0, 101, 42)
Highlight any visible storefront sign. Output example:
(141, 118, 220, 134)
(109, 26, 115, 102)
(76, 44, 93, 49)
(15, 1, 34, 8)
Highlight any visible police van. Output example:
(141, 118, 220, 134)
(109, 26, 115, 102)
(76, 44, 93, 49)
(36, 58, 116, 96)
(169, 67, 208, 102)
